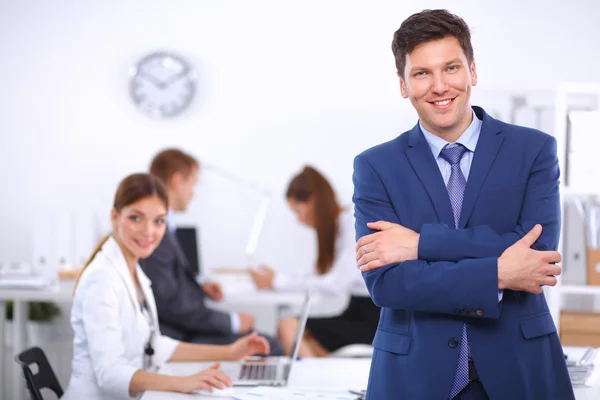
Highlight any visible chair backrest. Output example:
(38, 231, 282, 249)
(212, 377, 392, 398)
(14, 346, 64, 400)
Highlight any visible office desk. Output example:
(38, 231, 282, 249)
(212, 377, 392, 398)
(0, 279, 316, 400)
(141, 357, 600, 400)
(141, 358, 369, 399)
(0, 279, 75, 400)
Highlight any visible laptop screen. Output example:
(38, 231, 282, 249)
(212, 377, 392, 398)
(288, 292, 312, 365)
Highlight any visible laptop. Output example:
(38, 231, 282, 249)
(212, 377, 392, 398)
(226, 292, 311, 387)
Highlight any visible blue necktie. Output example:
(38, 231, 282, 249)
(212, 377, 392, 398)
(440, 144, 470, 399)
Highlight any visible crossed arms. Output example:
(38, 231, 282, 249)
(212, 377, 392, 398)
(352, 136, 561, 319)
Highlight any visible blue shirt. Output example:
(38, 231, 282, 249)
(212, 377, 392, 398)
(420, 111, 503, 302)
(420, 110, 481, 185)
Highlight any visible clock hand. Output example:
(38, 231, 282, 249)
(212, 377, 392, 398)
(138, 71, 163, 87)
(161, 69, 188, 88)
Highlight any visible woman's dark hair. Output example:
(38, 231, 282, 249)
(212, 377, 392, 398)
(286, 166, 340, 275)
(74, 173, 168, 292)
(392, 9, 474, 77)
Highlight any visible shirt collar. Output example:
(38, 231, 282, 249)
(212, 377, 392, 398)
(420, 109, 482, 158)
(166, 209, 176, 233)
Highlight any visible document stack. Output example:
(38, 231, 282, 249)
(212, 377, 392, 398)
(563, 346, 600, 387)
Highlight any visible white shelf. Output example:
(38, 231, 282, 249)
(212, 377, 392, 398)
(561, 284, 600, 295)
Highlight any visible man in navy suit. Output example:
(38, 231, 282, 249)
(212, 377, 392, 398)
(140, 148, 283, 355)
(352, 9, 574, 400)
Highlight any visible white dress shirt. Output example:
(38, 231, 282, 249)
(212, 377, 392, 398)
(273, 208, 369, 297)
(420, 111, 503, 302)
(62, 236, 180, 400)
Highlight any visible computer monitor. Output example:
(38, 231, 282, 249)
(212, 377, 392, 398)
(175, 226, 201, 276)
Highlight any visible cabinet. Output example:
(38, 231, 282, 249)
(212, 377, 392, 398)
(546, 83, 600, 338)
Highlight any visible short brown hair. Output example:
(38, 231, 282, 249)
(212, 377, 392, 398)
(392, 9, 474, 77)
(149, 148, 199, 186)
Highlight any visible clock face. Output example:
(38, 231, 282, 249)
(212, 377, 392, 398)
(129, 52, 196, 118)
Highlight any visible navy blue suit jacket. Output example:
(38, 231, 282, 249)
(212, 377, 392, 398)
(352, 107, 574, 399)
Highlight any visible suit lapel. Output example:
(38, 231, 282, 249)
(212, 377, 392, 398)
(167, 230, 190, 266)
(137, 269, 159, 323)
(405, 124, 455, 227)
(166, 230, 199, 281)
(459, 107, 505, 228)
(103, 236, 140, 312)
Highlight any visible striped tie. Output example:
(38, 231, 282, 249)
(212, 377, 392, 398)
(440, 144, 470, 399)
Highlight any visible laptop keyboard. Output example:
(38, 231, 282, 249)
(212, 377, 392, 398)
(239, 364, 277, 381)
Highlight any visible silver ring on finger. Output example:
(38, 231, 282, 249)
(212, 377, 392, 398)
(363, 245, 368, 255)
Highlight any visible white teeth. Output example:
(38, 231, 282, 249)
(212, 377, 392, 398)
(434, 100, 451, 106)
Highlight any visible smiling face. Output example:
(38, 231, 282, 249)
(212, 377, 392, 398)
(111, 195, 167, 263)
(399, 36, 477, 141)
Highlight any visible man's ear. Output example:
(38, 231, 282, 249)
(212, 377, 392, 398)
(169, 172, 183, 190)
(470, 59, 478, 86)
(398, 72, 409, 99)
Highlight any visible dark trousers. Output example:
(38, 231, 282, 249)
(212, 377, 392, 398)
(454, 360, 490, 400)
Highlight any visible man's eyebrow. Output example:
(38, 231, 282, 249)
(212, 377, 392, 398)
(445, 58, 463, 66)
(408, 66, 430, 74)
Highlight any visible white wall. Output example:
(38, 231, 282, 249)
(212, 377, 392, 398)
(1, 0, 599, 275)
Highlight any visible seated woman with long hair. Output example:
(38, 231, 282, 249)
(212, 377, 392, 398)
(62, 173, 269, 400)
(249, 166, 379, 357)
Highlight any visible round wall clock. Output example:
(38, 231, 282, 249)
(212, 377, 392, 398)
(129, 52, 196, 118)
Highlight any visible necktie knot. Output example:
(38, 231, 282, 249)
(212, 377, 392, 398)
(440, 144, 468, 166)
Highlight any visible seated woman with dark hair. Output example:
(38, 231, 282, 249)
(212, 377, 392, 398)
(249, 165, 379, 357)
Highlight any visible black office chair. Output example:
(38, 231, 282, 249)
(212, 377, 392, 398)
(14, 346, 64, 400)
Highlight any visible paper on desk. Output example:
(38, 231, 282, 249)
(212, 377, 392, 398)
(233, 386, 356, 400)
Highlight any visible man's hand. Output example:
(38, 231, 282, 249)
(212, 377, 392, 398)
(201, 281, 224, 301)
(238, 312, 256, 334)
(229, 331, 270, 360)
(248, 266, 275, 290)
(356, 221, 420, 271)
(498, 224, 562, 294)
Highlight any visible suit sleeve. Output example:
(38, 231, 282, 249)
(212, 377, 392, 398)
(418, 136, 560, 261)
(139, 243, 232, 335)
(353, 153, 500, 318)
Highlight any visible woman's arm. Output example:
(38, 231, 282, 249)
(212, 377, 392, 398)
(169, 331, 270, 362)
(272, 212, 362, 296)
(169, 342, 233, 362)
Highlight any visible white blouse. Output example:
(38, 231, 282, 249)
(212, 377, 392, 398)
(273, 209, 369, 297)
(62, 236, 180, 400)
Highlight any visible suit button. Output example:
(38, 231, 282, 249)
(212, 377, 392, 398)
(448, 338, 459, 348)
(476, 309, 484, 316)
